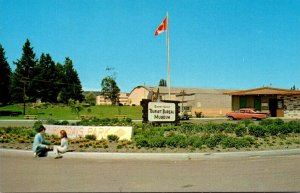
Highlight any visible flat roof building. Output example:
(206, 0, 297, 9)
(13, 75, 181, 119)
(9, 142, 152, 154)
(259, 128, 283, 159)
(224, 87, 300, 118)
(128, 86, 233, 117)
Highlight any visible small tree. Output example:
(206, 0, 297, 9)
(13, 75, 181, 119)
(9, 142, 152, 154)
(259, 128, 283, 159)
(100, 76, 120, 105)
(159, 79, 167, 87)
(85, 92, 96, 105)
(68, 99, 83, 118)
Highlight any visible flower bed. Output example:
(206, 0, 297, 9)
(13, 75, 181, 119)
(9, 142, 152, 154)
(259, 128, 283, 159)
(1, 118, 300, 153)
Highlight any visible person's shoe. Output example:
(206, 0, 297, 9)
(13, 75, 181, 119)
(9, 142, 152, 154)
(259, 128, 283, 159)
(33, 153, 37, 158)
(54, 155, 63, 159)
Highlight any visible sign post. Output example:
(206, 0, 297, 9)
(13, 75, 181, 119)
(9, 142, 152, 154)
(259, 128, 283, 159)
(141, 99, 179, 124)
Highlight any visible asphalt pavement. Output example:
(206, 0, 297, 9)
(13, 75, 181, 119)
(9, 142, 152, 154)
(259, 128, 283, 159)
(1, 148, 300, 192)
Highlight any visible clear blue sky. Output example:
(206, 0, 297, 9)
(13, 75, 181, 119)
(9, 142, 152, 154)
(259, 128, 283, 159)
(1, 0, 299, 93)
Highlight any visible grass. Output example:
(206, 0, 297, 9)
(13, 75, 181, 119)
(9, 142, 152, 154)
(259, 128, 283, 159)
(0, 103, 143, 120)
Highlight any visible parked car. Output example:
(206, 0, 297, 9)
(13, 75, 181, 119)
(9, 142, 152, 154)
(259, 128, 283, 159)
(226, 108, 270, 120)
(179, 105, 192, 120)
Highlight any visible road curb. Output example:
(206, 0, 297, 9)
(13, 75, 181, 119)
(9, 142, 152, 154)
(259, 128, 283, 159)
(1, 148, 300, 160)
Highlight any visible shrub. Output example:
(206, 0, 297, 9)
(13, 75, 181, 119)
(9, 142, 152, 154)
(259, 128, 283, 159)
(85, 134, 97, 141)
(33, 121, 43, 132)
(243, 135, 256, 145)
(191, 137, 205, 148)
(286, 120, 300, 133)
(203, 123, 223, 133)
(61, 120, 69, 125)
(259, 119, 275, 126)
(107, 134, 119, 142)
(134, 136, 148, 147)
(265, 124, 281, 136)
(240, 120, 254, 127)
(273, 118, 284, 125)
(205, 134, 226, 148)
(234, 125, 247, 137)
(221, 123, 238, 133)
(166, 134, 187, 148)
(148, 136, 165, 148)
(248, 124, 266, 137)
(221, 136, 251, 149)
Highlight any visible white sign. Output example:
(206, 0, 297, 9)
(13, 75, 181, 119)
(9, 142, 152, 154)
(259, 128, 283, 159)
(44, 125, 133, 140)
(148, 102, 176, 122)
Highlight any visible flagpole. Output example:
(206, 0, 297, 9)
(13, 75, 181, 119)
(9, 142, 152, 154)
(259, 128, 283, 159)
(166, 11, 171, 100)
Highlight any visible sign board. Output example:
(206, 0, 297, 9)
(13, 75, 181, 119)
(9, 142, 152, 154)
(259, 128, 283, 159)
(148, 102, 176, 122)
(44, 125, 133, 140)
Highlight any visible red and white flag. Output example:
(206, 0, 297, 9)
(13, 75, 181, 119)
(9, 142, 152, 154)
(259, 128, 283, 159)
(154, 16, 168, 36)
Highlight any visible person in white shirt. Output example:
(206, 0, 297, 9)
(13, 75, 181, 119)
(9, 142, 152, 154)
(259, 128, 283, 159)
(53, 130, 68, 159)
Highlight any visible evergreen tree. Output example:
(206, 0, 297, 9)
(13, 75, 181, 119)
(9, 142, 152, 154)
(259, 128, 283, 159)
(100, 76, 120, 105)
(35, 53, 58, 102)
(0, 44, 12, 105)
(11, 39, 38, 102)
(159, 79, 167, 87)
(291, 85, 296, 90)
(59, 57, 84, 103)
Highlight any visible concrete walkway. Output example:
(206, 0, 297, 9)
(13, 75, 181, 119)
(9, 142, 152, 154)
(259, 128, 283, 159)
(1, 148, 300, 160)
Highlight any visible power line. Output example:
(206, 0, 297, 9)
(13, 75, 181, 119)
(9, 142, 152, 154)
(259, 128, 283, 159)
(20, 77, 81, 87)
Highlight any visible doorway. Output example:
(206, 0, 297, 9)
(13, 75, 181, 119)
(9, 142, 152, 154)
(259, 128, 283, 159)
(269, 98, 278, 117)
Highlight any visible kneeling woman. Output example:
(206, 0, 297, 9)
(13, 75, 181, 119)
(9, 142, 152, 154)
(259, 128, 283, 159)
(53, 130, 68, 159)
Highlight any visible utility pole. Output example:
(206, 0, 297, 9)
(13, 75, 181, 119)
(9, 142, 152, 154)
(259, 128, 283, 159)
(22, 80, 26, 115)
(180, 90, 185, 111)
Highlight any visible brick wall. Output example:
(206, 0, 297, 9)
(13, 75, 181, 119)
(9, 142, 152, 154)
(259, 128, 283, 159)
(279, 95, 300, 118)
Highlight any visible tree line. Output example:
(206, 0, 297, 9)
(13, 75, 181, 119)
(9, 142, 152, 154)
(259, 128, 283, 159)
(0, 39, 84, 105)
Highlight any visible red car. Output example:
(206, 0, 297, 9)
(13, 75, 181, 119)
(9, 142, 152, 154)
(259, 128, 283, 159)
(226, 108, 270, 120)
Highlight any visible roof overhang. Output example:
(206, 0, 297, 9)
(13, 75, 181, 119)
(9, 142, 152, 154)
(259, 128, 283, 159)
(224, 87, 300, 96)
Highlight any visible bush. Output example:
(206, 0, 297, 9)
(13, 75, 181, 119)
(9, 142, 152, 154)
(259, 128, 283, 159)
(33, 121, 43, 132)
(85, 134, 97, 141)
(259, 119, 275, 126)
(107, 134, 119, 142)
(221, 123, 238, 133)
(234, 125, 247, 137)
(248, 124, 266, 137)
(204, 134, 226, 148)
(61, 120, 69, 125)
(191, 137, 205, 148)
(203, 123, 223, 133)
(221, 136, 251, 149)
(286, 120, 300, 133)
(134, 136, 148, 147)
(240, 120, 254, 127)
(265, 124, 281, 136)
(148, 136, 165, 148)
(166, 134, 187, 148)
(273, 118, 284, 125)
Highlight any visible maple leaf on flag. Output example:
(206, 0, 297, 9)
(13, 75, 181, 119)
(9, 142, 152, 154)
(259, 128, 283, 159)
(154, 17, 167, 36)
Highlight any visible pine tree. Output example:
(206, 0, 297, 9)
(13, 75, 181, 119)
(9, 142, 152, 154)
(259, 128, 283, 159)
(11, 39, 38, 102)
(0, 44, 12, 105)
(159, 79, 167, 87)
(59, 57, 84, 103)
(35, 53, 58, 102)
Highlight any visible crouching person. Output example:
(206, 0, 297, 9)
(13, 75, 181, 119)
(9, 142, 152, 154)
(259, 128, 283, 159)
(33, 125, 51, 157)
(53, 130, 68, 159)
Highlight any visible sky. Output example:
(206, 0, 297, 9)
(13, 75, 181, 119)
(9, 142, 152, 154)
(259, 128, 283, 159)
(1, 0, 300, 93)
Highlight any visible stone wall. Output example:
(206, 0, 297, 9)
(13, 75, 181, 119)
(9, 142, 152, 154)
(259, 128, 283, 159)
(279, 95, 300, 118)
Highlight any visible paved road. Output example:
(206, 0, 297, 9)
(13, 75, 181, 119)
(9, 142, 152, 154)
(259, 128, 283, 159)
(1, 149, 299, 192)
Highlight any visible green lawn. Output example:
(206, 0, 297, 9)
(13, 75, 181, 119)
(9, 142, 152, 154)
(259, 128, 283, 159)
(0, 104, 143, 120)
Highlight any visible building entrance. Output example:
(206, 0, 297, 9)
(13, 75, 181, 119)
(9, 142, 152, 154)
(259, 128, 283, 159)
(269, 98, 278, 117)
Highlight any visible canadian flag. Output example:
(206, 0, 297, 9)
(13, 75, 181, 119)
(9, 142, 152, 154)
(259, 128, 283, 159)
(154, 16, 168, 36)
